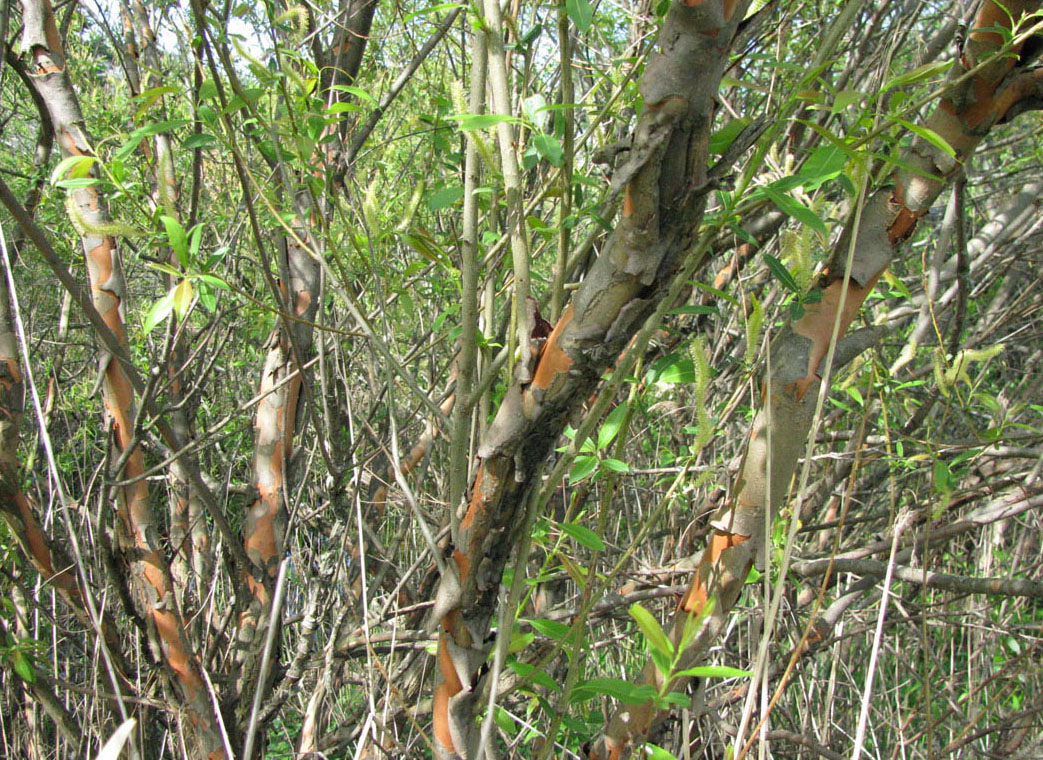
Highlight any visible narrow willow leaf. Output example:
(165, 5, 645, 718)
(709, 117, 750, 155)
(597, 404, 628, 449)
(764, 254, 800, 294)
(172, 279, 194, 318)
(160, 215, 189, 268)
(12, 650, 35, 683)
(744, 294, 764, 366)
(50, 155, 97, 185)
(531, 134, 564, 166)
(891, 116, 956, 158)
(560, 521, 606, 552)
(143, 289, 176, 334)
(451, 113, 522, 131)
(528, 618, 571, 641)
(761, 185, 827, 236)
(883, 60, 952, 92)
(569, 455, 598, 483)
(672, 665, 753, 679)
(572, 678, 656, 705)
(629, 602, 673, 658)
(645, 743, 680, 760)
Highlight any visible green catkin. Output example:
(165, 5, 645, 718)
(690, 336, 714, 449)
(744, 294, 764, 367)
(65, 195, 141, 239)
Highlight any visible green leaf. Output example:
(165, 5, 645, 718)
(531, 133, 564, 166)
(427, 186, 464, 211)
(182, 133, 219, 150)
(645, 744, 680, 760)
(566, 0, 594, 32)
(764, 253, 800, 294)
(571, 678, 657, 705)
(761, 184, 827, 236)
(189, 225, 203, 262)
(890, 116, 956, 159)
(324, 102, 363, 114)
(196, 274, 230, 290)
(160, 215, 190, 267)
(668, 304, 717, 316)
(560, 521, 605, 552)
(143, 288, 176, 334)
(691, 280, 739, 306)
(672, 665, 753, 679)
(649, 354, 695, 385)
(569, 455, 598, 483)
(601, 458, 629, 473)
(507, 660, 561, 692)
(12, 650, 35, 683)
(508, 631, 534, 653)
(403, 3, 464, 24)
(932, 458, 954, 493)
(528, 618, 571, 641)
(50, 155, 98, 185)
(629, 602, 673, 659)
(650, 648, 672, 676)
(831, 89, 864, 114)
(883, 60, 952, 92)
(709, 117, 750, 155)
(54, 177, 99, 189)
(597, 404, 628, 449)
(451, 113, 522, 131)
(139, 118, 191, 137)
(799, 145, 848, 189)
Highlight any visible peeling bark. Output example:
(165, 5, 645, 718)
(589, 2, 1043, 757)
(236, 0, 377, 739)
(430, 2, 752, 757)
(0, 272, 93, 629)
(16, 0, 226, 756)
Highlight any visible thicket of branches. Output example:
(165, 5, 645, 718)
(0, 0, 1041, 758)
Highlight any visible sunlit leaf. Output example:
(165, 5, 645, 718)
(598, 404, 628, 449)
(160, 215, 189, 268)
(630, 602, 673, 659)
(50, 155, 97, 185)
(569, 455, 598, 483)
(93, 719, 137, 760)
(531, 134, 564, 166)
(173, 279, 194, 318)
(672, 665, 753, 679)
(143, 288, 176, 334)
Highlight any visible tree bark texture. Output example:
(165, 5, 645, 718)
(589, 2, 1043, 757)
(16, 0, 227, 756)
(431, 2, 753, 757)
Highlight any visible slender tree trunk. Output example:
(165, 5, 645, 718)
(235, 0, 378, 743)
(15, 0, 227, 755)
(431, 2, 753, 756)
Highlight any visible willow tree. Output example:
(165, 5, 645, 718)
(2, 0, 1043, 759)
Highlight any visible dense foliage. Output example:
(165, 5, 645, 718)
(1, 0, 1041, 758)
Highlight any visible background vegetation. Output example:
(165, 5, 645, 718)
(0, 0, 1041, 758)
